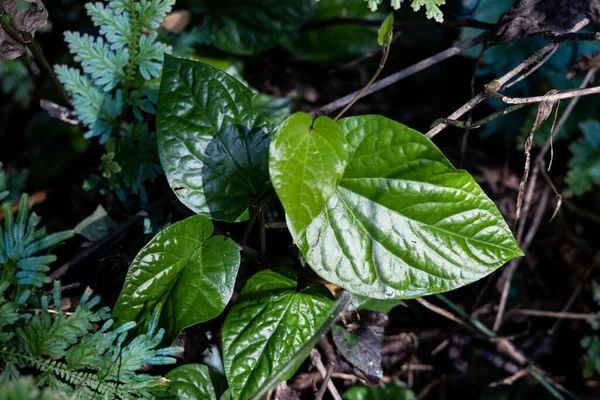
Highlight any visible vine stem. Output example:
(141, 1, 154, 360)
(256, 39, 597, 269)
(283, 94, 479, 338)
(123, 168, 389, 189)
(332, 45, 389, 122)
(312, 34, 486, 118)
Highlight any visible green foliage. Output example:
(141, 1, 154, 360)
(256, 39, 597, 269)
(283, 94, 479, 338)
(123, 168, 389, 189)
(581, 281, 600, 378)
(366, 0, 445, 22)
(343, 380, 416, 400)
(269, 113, 522, 299)
(0, 195, 182, 398)
(222, 268, 334, 400)
(566, 120, 600, 197)
(285, 0, 385, 62)
(0, 194, 73, 287)
(113, 215, 240, 341)
(191, 0, 316, 55)
(0, 377, 65, 400)
(55, 0, 174, 202)
(163, 364, 227, 400)
(0, 59, 33, 108)
(157, 56, 274, 222)
(0, 163, 28, 206)
(377, 12, 394, 47)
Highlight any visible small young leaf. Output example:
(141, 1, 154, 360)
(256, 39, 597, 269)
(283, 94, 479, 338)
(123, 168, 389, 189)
(157, 55, 274, 221)
(113, 215, 240, 340)
(222, 268, 334, 400)
(269, 114, 522, 299)
(377, 12, 394, 47)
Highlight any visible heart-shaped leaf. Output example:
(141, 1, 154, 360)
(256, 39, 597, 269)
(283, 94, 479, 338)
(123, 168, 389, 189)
(165, 364, 227, 400)
(157, 55, 273, 222)
(222, 268, 334, 400)
(270, 114, 523, 299)
(269, 113, 348, 239)
(192, 0, 316, 55)
(113, 215, 240, 340)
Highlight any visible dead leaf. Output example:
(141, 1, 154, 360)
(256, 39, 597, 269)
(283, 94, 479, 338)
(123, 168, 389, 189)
(493, 0, 591, 44)
(0, 0, 48, 66)
(515, 90, 559, 222)
(160, 10, 191, 34)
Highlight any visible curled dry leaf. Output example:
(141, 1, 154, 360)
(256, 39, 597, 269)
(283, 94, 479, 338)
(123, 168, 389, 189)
(0, 0, 48, 66)
(493, 0, 600, 44)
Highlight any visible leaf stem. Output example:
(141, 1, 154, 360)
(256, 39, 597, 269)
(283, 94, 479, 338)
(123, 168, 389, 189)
(333, 45, 389, 122)
(437, 104, 525, 129)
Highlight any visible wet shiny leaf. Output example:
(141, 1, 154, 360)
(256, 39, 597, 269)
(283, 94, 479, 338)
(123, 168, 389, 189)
(270, 114, 522, 299)
(222, 268, 334, 400)
(157, 55, 274, 221)
(113, 215, 240, 340)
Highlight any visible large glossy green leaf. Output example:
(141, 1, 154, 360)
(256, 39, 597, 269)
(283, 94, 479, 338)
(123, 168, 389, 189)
(192, 0, 316, 55)
(157, 55, 273, 222)
(270, 114, 523, 299)
(269, 113, 348, 240)
(165, 364, 226, 400)
(285, 0, 385, 62)
(113, 215, 240, 340)
(222, 268, 334, 400)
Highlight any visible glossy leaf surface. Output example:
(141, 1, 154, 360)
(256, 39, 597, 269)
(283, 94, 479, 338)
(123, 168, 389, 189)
(269, 113, 347, 240)
(165, 364, 225, 400)
(270, 114, 523, 299)
(222, 268, 334, 400)
(113, 215, 240, 340)
(192, 0, 316, 55)
(157, 55, 273, 221)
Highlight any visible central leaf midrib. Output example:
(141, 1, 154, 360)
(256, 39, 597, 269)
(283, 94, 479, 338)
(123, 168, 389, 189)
(238, 291, 298, 397)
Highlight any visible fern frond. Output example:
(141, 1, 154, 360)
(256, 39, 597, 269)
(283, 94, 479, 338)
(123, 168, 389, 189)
(64, 32, 128, 91)
(365, 0, 445, 22)
(135, 33, 171, 80)
(0, 195, 73, 288)
(86, 2, 132, 50)
(136, 0, 175, 31)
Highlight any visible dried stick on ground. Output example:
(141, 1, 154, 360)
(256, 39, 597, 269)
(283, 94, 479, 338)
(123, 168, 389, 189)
(310, 349, 342, 400)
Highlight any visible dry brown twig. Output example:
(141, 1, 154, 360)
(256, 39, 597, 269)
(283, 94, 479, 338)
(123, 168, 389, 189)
(310, 349, 342, 400)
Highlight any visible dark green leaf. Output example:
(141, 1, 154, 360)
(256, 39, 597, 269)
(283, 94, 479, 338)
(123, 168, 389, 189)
(222, 268, 335, 400)
(249, 291, 353, 400)
(113, 215, 240, 340)
(270, 114, 522, 299)
(252, 93, 292, 125)
(343, 380, 416, 400)
(73, 205, 118, 241)
(377, 13, 394, 46)
(285, 0, 384, 62)
(157, 55, 273, 222)
(193, 0, 316, 55)
(165, 364, 226, 400)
